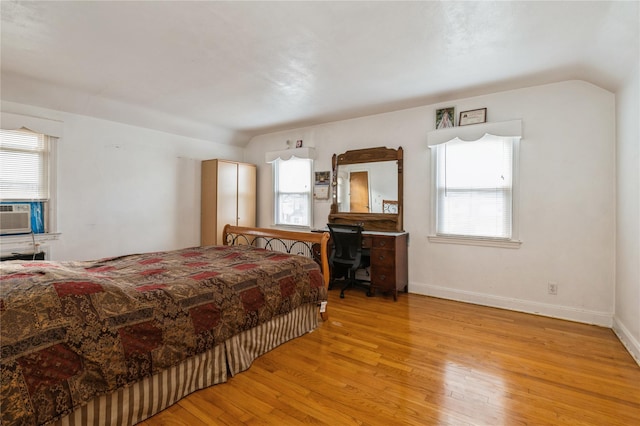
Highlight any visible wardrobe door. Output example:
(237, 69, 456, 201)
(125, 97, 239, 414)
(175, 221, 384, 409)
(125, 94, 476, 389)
(237, 163, 256, 228)
(200, 159, 219, 246)
(216, 161, 239, 244)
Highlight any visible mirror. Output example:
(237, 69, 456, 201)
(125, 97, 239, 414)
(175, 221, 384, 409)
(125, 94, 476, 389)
(329, 146, 403, 232)
(335, 161, 397, 213)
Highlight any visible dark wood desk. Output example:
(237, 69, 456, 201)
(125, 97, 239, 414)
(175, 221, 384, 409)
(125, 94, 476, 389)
(315, 229, 409, 301)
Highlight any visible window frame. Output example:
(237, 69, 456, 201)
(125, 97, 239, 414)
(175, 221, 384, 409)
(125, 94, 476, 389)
(272, 157, 313, 229)
(427, 122, 522, 249)
(0, 116, 60, 246)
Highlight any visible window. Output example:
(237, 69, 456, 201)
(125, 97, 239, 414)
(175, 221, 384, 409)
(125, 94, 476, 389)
(0, 128, 54, 233)
(273, 157, 312, 227)
(430, 133, 521, 248)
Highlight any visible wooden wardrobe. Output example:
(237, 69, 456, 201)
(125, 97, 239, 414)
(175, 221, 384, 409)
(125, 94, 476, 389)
(201, 159, 256, 245)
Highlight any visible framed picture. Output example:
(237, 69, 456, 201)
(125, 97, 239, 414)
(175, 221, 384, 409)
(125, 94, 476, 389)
(314, 171, 330, 199)
(296, 139, 303, 148)
(459, 108, 487, 126)
(435, 107, 455, 129)
(315, 171, 330, 186)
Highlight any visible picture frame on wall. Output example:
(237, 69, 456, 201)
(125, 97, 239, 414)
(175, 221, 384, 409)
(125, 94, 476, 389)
(314, 171, 330, 200)
(459, 108, 487, 126)
(435, 107, 455, 129)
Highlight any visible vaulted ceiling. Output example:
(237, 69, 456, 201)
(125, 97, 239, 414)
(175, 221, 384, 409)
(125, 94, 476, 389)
(1, 1, 638, 146)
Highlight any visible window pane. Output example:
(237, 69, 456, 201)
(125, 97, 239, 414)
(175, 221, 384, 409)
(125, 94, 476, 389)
(444, 139, 512, 189)
(438, 188, 512, 238)
(276, 193, 310, 226)
(278, 159, 311, 192)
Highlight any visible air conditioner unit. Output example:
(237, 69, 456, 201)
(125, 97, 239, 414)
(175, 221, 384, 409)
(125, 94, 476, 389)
(0, 204, 32, 235)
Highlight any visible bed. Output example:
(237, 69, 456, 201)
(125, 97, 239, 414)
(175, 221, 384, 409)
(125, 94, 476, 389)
(0, 225, 330, 426)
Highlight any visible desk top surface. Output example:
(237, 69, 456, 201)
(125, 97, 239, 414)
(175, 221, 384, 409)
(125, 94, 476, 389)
(313, 228, 408, 237)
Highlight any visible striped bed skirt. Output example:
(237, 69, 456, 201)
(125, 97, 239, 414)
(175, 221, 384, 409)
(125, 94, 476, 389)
(55, 303, 319, 426)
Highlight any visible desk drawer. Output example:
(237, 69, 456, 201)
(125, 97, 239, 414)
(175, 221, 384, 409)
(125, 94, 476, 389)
(371, 249, 395, 267)
(371, 235, 394, 250)
(370, 265, 396, 290)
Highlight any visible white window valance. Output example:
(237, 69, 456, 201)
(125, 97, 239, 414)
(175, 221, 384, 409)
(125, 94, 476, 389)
(427, 119, 522, 146)
(265, 147, 316, 163)
(1, 112, 64, 138)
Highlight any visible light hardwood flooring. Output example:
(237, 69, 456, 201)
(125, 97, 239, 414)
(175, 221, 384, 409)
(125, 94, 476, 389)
(142, 289, 640, 425)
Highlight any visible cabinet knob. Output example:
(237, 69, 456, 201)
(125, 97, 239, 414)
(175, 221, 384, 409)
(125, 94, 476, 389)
(378, 254, 386, 261)
(379, 275, 386, 281)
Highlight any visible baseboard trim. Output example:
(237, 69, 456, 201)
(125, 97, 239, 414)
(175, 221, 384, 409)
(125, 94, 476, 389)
(409, 282, 612, 327)
(612, 316, 640, 367)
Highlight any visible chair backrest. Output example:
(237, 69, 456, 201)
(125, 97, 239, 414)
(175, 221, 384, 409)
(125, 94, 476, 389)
(327, 223, 364, 265)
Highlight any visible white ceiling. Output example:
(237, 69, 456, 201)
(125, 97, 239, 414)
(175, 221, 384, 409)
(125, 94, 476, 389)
(1, 1, 638, 146)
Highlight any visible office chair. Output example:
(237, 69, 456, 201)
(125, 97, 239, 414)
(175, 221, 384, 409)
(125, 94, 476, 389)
(327, 223, 371, 298)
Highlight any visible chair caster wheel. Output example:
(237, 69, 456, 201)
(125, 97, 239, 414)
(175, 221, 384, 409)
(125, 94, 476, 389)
(340, 292, 345, 299)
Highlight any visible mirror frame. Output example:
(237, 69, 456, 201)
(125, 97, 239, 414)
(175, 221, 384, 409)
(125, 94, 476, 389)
(329, 146, 403, 232)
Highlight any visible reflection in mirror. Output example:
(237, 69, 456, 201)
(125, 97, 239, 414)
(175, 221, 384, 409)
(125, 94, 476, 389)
(336, 161, 398, 213)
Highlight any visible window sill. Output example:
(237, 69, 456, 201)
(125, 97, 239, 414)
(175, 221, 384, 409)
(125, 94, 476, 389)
(428, 235, 521, 249)
(1, 233, 61, 245)
(271, 224, 312, 232)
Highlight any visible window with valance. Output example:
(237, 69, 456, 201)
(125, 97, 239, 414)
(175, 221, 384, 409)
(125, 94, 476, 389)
(427, 120, 522, 248)
(266, 147, 315, 228)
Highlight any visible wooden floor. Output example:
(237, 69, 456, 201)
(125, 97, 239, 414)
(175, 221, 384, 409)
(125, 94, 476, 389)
(142, 290, 640, 425)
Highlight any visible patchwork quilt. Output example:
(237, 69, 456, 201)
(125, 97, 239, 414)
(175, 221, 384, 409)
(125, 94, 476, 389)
(0, 245, 326, 425)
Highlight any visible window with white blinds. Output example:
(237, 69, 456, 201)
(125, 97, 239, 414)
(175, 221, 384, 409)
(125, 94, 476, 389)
(0, 128, 50, 200)
(433, 134, 519, 240)
(273, 157, 313, 227)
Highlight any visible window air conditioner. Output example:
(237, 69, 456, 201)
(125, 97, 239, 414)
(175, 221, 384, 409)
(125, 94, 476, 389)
(0, 204, 32, 235)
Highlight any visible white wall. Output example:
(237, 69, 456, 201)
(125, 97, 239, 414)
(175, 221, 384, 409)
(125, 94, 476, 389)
(613, 66, 640, 364)
(245, 80, 616, 326)
(1, 101, 244, 261)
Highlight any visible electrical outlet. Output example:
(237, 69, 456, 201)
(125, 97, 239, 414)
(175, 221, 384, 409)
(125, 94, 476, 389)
(548, 282, 558, 295)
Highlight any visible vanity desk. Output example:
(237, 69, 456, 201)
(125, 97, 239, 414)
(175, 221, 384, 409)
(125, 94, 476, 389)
(327, 146, 408, 301)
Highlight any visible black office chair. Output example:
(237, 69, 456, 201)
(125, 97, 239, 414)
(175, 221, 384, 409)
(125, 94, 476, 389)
(327, 223, 370, 298)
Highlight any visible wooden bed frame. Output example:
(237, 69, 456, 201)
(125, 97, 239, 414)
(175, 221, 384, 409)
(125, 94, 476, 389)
(47, 225, 331, 426)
